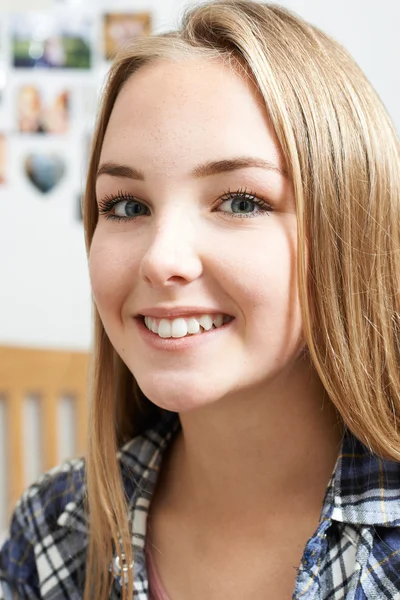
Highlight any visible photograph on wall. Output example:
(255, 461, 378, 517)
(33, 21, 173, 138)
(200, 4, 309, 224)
(11, 13, 92, 69)
(103, 12, 152, 61)
(17, 85, 70, 134)
(24, 151, 66, 194)
(0, 134, 6, 184)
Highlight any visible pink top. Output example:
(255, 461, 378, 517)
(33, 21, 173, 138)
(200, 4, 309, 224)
(146, 545, 171, 600)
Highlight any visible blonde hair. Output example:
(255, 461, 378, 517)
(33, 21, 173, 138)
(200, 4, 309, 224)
(83, 1, 400, 597)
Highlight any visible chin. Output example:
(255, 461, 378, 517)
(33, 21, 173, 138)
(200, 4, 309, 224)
(136, 374, 222, 414)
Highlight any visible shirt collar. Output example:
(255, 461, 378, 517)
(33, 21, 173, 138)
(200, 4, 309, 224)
(59, 414, 400, 535)
(330, 429, 400, 527)
(58, 411, 180, 534)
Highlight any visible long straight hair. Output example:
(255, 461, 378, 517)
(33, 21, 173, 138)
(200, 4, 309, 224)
(82, 1, 400, 597)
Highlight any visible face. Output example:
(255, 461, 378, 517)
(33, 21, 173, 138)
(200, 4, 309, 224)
(90, 57, 302, 412)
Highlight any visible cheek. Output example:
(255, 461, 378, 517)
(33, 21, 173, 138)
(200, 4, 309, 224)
(88, 232, 137, 313)
(217, 225, 302, 357)
(215, 224, 298, 314)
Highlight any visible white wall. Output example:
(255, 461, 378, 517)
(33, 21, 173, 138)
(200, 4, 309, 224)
(0, 0, 399, 351)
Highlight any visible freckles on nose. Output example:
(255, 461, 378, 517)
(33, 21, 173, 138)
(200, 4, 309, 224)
(139, 221, 203, 284)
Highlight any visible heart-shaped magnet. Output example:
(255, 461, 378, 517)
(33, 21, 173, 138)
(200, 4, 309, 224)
(24, 153, 65, 194)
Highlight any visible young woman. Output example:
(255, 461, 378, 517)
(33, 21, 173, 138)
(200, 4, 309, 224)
(1, 1, 400, 598)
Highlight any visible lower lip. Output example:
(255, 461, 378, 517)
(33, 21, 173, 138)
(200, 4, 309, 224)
(134, 317, 234, 351)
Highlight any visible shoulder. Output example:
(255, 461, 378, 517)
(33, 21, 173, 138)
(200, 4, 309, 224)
(352, 525, 400, 598)
(329, 433, 400, 597)
(9, 456, 86, 540)
(0, 457, 86, 598)
(0, 413, 179, 598)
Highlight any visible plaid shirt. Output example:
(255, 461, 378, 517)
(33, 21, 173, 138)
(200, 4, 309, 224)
(1, 411, 400, 599)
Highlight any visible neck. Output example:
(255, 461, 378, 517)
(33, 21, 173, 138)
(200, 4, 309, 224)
(158, 359, 343, 520)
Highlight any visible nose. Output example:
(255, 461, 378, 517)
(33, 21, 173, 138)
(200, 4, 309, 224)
(139, 215, 203, 287)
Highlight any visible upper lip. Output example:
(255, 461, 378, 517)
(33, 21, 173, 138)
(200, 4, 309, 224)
(136, 306, 232, 319)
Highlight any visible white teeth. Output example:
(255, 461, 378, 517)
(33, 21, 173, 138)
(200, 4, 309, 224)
(143, 313, 230, 338)
(158, 319, 172, 338)
(186, 318, 200, 334)
(171, 318, 188, 338)
(198, 315, 213, 331)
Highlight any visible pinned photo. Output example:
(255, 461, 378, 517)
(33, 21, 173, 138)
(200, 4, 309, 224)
(103, 12, 151, 61)
(17, 85, 69, 134)
(11, 13, 92, 69)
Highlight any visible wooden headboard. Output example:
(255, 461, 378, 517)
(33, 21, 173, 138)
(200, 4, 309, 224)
(0, 346, 89, 524)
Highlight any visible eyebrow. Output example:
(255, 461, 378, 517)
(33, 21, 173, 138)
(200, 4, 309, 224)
(96, 156, 288, 181)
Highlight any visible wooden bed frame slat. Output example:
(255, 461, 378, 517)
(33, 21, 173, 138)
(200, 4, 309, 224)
(0, 346, 89, 519)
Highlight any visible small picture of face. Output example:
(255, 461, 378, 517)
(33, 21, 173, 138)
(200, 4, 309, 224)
(103, 12, 151, 61)
(0, 134, 6, 184)
(17, 85, 70, 134)
(11, 13, 92, 69)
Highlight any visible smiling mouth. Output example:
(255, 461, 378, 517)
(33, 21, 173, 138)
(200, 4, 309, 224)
(139, 314, 234, 339)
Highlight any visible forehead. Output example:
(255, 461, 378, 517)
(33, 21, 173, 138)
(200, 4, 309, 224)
(100, 58, 284, 175)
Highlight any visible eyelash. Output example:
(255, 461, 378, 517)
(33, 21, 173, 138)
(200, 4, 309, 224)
(98, 190, 141, 221)
(97, 187, 273, 221)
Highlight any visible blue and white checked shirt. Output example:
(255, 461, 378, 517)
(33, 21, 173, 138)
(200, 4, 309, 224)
(1, 411, 400, 599)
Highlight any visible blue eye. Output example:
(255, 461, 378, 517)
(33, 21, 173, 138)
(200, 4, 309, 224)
(98, 193, 149, 221)
(114, 200, 148, 217)
(218, 189, 273, 218)
(97, 187, 273, 222)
